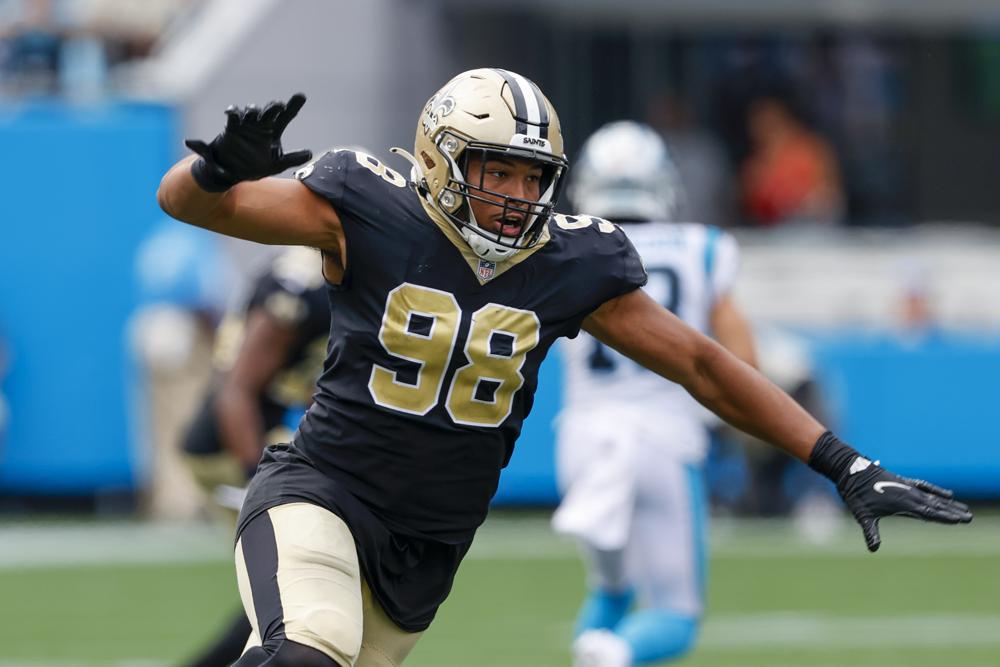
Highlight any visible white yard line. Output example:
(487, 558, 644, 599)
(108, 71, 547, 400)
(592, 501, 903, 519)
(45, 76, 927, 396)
(468, 514, 1000, 560)
(700, 612, 1000, 649)
(0, 514, 996, 569)
(0, 613, 994, 665)
(0, 521, 233, 569)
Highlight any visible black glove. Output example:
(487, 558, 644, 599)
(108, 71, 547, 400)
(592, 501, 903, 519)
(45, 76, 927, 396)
(185, 93, 313, 192)
(808, 431, 973, 552)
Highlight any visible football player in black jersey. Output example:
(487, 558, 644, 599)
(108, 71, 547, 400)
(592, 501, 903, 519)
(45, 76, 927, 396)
(158, 69, 971, 667)
(179, 246, 329, 667)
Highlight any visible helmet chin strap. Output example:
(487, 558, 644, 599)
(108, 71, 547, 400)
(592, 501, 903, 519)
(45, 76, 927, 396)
(461, 227, 519, 263)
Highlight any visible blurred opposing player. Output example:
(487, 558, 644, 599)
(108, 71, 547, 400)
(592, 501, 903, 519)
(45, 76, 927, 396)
(157, 70, 970, 667)
(554, 122, 757, 666)
(180, 246, 329, 667)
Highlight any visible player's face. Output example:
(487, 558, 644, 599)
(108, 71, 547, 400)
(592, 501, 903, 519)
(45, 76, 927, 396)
(464, 154, 544, 237)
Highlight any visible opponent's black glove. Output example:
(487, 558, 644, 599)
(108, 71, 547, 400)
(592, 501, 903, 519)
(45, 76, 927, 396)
(808, 431, 972, 552)
(185, 93, 313, 192)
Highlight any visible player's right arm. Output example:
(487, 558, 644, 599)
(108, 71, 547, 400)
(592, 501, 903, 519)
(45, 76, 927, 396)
(158, 156, 342, 250)
(156, 95, 346, 265)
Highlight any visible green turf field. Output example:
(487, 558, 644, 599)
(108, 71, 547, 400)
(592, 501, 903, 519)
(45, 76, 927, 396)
(0, 512, 997, 666)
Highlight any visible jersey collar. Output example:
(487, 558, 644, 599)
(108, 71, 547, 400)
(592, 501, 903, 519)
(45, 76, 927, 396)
(417, 198, 550, 285)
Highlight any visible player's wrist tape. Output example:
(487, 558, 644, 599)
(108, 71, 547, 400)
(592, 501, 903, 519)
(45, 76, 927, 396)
(190, 156, 240, 193)
(807, 431, 865, 485)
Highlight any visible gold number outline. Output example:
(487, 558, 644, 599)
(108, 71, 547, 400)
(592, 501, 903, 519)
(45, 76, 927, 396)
(369, 285, 542, 427)
(553, 213, 617, 234)
(368, 283, 461, 416)
(445, 303, 541, 427)
(353, 151, 407, 188)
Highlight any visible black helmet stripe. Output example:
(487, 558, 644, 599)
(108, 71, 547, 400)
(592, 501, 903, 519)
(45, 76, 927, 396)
(494, 69, 528, 135)
(494, 69, 549, 140)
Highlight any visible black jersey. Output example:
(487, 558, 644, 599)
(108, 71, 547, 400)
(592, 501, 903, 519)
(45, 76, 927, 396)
(182, 248, 330, 457)
(271, 150, 643, 539)
(237, 149, 645, 630)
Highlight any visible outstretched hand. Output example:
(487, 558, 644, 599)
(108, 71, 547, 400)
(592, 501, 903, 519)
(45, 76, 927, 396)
(836, 457, 972, 551)
(185, 93, 313, 192)
(808, 431, 972, 552)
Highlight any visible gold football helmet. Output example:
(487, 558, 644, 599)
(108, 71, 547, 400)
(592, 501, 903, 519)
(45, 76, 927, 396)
(393, 68, 568, 263)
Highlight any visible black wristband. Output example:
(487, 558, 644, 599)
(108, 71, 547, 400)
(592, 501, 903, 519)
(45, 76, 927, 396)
(807, 431, 863, 485)
(190, 157, 239, 193)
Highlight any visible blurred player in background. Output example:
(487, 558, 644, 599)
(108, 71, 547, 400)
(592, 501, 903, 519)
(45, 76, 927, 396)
(157, 70, 970, 667)
(554, 122, 757, 667)
(180, 246, 329, 667)
(131, 220, 233, 519)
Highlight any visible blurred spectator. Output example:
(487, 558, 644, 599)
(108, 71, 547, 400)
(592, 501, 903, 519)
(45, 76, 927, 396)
(648, 92, 736, 227)
(0, 0, 63, 95)
(740, 95, 845, 226)
(129, 219, 234, 520)
(894, 258, 939, 345)
(76, 0, 192, 65)
(0, 0, 192, 99)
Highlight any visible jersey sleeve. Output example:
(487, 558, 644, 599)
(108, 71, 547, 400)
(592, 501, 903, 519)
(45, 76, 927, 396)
(554, 215, 648, 336)
(295, 148, 409, 226)
(709, 230, 740, 297)
(614, 226, 648, 296)
(294, 148, 352, 206)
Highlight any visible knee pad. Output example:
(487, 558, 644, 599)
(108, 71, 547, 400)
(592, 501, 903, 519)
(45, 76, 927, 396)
(617, 610, 699, 663)
(231, 640, 348, 667)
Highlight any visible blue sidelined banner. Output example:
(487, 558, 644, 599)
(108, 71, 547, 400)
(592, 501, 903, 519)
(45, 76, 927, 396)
(0, 100, 176, 495)
(810, 331, 1000, 498)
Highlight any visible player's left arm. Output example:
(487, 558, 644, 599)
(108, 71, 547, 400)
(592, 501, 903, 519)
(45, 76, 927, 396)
(586, 288, 816, 457)
(709, 293, 757, 369)
(583, 288, 973, 551)
(706, 230, 757, 368)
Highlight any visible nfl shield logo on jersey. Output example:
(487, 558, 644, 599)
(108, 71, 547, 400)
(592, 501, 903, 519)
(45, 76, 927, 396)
(478, 259, 497, 281)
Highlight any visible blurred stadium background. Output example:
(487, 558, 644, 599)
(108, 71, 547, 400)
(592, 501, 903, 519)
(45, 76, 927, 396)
(1, 0, 999, 665)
